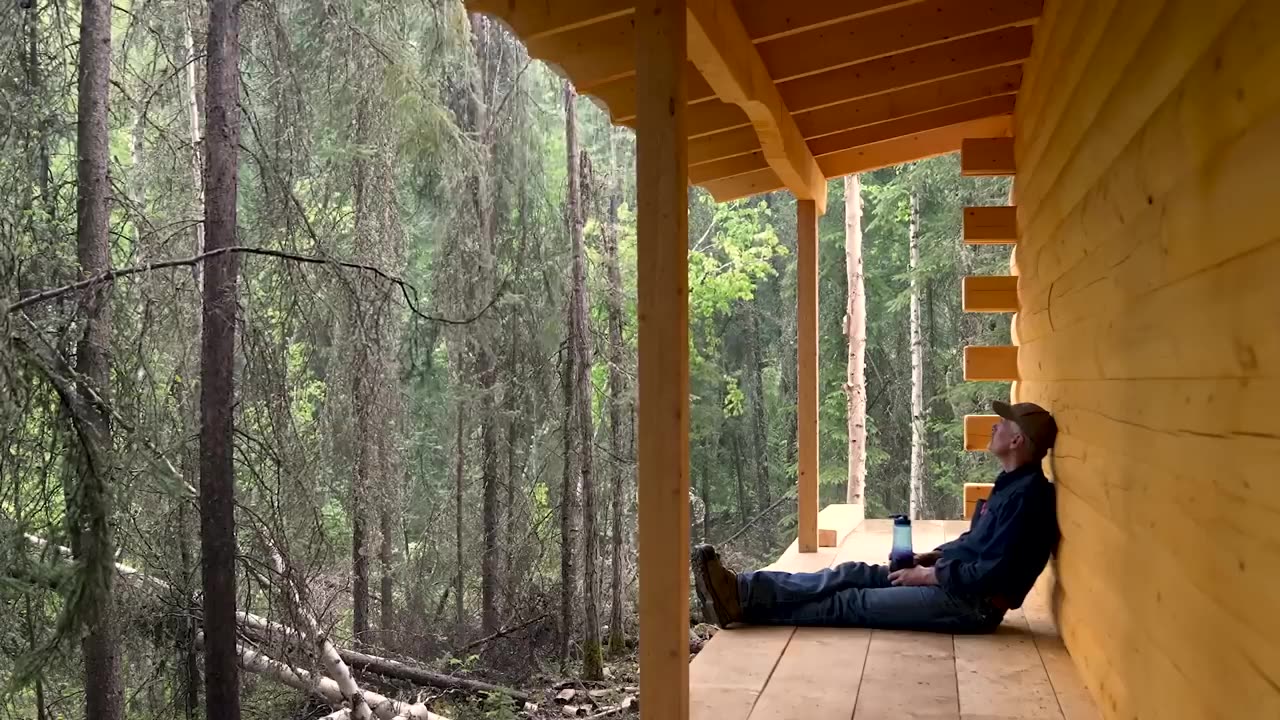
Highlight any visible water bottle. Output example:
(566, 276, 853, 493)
(889, 515, 915, 572)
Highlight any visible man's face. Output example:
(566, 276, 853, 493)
(988, 417, 1022, 457)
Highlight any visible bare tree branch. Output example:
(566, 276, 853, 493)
(7, 246, 504, 326)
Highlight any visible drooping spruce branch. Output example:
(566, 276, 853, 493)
(6, 245, 504, 326)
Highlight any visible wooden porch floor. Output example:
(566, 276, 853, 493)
(690, 511, 1100, 720)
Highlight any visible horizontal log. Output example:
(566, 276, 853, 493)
(960, 137, 1015, 175)
(1017, 1, 1243, 226)
(963, 482, 994, 519)
(963, 414, 999, 451)
(963, 206, 1018, 244)
(963, 345, 1019, 381)
(1053, 488, 1280, 716)
(962, 275, 1019, 312)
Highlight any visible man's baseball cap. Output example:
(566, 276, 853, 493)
(992, 400, 1058, 451)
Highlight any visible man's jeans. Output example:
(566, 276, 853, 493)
(738, 561, 1004, 633)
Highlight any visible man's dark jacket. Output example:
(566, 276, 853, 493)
(933, 461, 1059, 608)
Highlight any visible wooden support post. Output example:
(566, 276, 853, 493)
(963, 414, 1000, 451)
(962, 275, 1020, 312)
(635, 1, 689, 718)
(963, 206, 1019, 244)
(963, 346, 1020, 381)
(960, 137, 1016, 176)
(797, 198, 819, 553)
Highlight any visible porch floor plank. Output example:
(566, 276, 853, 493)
(688, 510, 1099, 720)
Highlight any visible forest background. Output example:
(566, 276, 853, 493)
(0, 1, 1012, 718)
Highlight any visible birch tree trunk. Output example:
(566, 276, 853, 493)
(183, 3, 204, 300)
(201, 0, 242, 714)
(843, 175, 867, 506)
(73, 3, 123, 717)
(908, 190, 926, 519)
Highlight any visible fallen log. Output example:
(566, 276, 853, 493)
(269, 547, 374, 720)
(210, 635, 449, 720)
(236, 612, 531, 705)
(11, 529, 528, 706)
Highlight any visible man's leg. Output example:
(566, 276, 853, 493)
(737, 561, 890, 611)
(743, 584, 1001, 634)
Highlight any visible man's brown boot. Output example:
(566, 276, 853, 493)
(691, 544, 743, 627)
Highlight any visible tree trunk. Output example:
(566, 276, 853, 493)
(201, 0, 242, 715)
(732, 432, 747, 527)
(908, 191, 925, 519)
(466, 13, 501, 639)
(183, 2, 205, 298)
(843, 175, 867, 505)
(72, 3, 122, 718)
(602, 130, 628, 657)
(565, 81, 603, 678)
(177, 500, 200, 720)
(350, 135, 373, 647)
(453, 400, 466, 627)
(559, 341, 575, 667)
(479, 350, 499, 635)
(746, 310, 772, 551)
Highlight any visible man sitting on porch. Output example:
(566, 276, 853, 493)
(692, 401, 1060, 634)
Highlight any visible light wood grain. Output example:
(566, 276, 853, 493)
(635, 2, 690, 717)
(962, 275, 1019, 312)
(963, 346, 1019, 381)
(963, 206, 1018, 244)
(796, 199, 820, 552)
(963, 415, 998, 452)
(854, 631, 960, 719)
(960, 137, 1015, 175)
(955, 609, 1063, 719)
(687, 0, 828, 210)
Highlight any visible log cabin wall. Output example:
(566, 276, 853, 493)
(1010, 0, 1280, 716)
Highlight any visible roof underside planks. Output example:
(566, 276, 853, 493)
(467, 0, 1042, 205)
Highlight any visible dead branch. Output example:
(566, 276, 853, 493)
(6, 245, 503, 326)
(461, 613, 548, 651)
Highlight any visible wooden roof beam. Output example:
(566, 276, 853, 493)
(686, 0, 827, 212)
(701, 114, 1012, 201)
(689, 65, 1023, 165)
(757, 0, 1042, 83)
(692, 95, 1015, 182)
(779, 26, 1034, 115)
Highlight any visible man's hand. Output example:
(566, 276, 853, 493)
(888, 565, 939, 587)
(913, 551, 942, 567)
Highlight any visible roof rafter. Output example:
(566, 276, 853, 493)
(689, 65, 1023, 165)
(702, 114, 1012, 202)
(757, 0, 1042, 83)
(692, 95, 1015, 181)
(686, 0, 827, 212)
